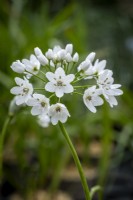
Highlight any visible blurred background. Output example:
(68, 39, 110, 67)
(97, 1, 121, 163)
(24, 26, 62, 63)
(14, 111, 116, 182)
(0, 0, 133, 199)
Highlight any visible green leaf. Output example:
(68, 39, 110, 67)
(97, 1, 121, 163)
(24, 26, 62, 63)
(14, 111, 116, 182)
(90, 185, 102, 200)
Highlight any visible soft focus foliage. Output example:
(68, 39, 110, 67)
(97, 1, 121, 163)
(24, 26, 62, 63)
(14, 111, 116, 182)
(1, 0, 133, 199)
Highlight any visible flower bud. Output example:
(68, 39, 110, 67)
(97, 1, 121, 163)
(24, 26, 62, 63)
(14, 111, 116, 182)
(78, 60, 91, 72)
(8, 98, 21, 117)
(86, 52, 96, 62)
(37, 54, 48, 66)
(45, 49, 53, 60)
(11, 60, 25, 73)
(73, 53, 79, 62)
(65, 44, 73, 55)
(65, 53, 73, 62)
(34, 47, 42, 57)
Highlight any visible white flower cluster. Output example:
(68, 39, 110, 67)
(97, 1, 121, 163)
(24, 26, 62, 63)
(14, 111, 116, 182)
(10, 44, 123, 127)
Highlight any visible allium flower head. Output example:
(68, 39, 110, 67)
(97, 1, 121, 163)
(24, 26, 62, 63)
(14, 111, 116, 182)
(10, 43, 123, 127)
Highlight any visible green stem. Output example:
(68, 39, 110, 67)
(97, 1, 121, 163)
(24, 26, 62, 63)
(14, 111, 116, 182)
(59, 122, 91, 200)
(40, 70, 46, 76)
(25, 71, 46, 82)
(74, 85, 91, 88)
(0, 116, 11, 182)
(73, 91, 83, 96)
(34, 88, 45, 90)
(73, 74, 90, 83)
(73, 76, 85, 83)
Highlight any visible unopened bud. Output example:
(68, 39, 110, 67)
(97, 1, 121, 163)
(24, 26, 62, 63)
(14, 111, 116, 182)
(65, 44, 73, 55)
(73, 53, 79, 62)
(86, 52, 96, 62)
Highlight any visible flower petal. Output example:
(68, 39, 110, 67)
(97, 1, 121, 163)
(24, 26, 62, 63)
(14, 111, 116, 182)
(55, 88, 64, 97)
(46, 72, 56, 83)
(65, 74, 75, 83)
(31, 106, 42, 115)
(15, 77, 24, 85)
(63, 84, 74, 93)
(85, 101, 97, 113)
(55, 67, 65, 78)
(15, 96, 25, 105)
(92, 96, 104, 106)
(26, 98, 39, 106)
(51, 116, 58, 125)
(10, 86, 22, 95)
(107, 96, 118, 107)
(45, 82, 55, 92)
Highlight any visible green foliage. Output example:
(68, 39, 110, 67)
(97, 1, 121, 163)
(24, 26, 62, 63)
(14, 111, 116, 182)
(0, 0, 133, 198)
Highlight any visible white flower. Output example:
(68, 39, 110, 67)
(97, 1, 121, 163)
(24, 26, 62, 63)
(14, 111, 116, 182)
(83, 86, 104, 113)
(77, 52, 96, 73)
(22, 55, 40, 78)
(49, 46, 62, 62)
(85, 59, 106, 79)
(105, 96, 118, 107)
(97, 69, 114, 86)
(65, 53, 73, 62)
(65, 44, 73, 55)
(34, 47, 48, 66)
(45, 49, 54, 60)
(27, 94, 49, 116)
(97, 70, 123, 107)
(100, 84, 123, 107)
(45, 67, 75, 98)
(49, 103, 70, 125)
(45, 45, 74, 63)
(57, 49, 66, 61)
(11, 60, 25, 73)
(10, 77, 33, 105)
(73, 52, 79, 63)
(9, 97, 23, 116)
(78, 60, 92, 72)
(86, 52, 96, 62)
(53, 45, 62, 54)
(38, 113, 50, 128)
(93, 59, 106, 75)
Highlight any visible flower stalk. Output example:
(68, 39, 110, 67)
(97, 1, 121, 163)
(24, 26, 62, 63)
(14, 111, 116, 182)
(59, 122, 91, 200)
(0, 116, 11, 182)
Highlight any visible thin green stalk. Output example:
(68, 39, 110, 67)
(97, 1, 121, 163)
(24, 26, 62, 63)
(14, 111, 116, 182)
(73, 76, 85, 83)
(0, 116, 11, 182)
(68, 62, 76, 73)
(40, 70, 46, 76)
(65, 63, 70, 74)
(74, 85, 91, 89)
(73, 91, 83, 96)
(25, 70, 46, 82)
(59, 122, 91, 200)
(73, 74, 90, 83)
(34, 88, 45, 90)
